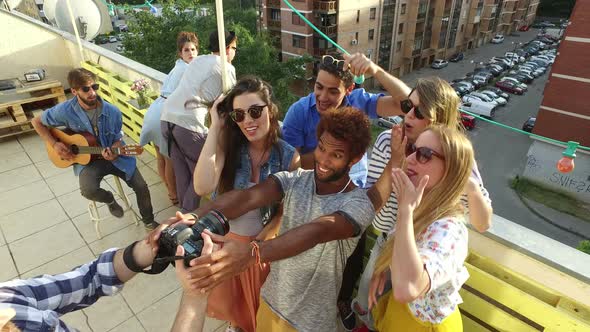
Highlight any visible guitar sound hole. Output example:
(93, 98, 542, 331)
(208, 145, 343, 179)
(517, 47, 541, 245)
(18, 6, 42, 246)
(70, 145, 79, 155)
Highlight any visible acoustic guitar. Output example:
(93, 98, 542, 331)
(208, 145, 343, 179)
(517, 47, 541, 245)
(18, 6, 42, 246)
(46, 128, 143, 168)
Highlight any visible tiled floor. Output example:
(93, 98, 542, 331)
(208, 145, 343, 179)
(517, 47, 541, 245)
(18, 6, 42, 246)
(0, 133, 227, 332)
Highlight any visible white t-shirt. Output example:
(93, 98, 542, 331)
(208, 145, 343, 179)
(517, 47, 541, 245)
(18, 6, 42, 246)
(367, 129, 492, 233)
(161, 54, 236, 133)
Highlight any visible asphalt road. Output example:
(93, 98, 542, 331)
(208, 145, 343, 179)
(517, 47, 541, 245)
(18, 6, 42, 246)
(400, 30, 583, 247)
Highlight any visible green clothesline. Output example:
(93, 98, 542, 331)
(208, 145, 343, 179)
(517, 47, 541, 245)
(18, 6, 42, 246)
(282, 0, 588, 153)
(100, 0, 155, 11)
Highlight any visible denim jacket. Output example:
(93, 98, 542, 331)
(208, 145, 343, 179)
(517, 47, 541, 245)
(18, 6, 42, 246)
(41, 97, 136, 180)
(214, 138, 295, 225)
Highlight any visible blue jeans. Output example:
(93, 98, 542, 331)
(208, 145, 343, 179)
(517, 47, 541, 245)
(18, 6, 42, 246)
(79, 159, 154, 223)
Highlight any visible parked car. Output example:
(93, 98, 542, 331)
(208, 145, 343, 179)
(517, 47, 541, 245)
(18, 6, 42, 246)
(474, 73, 491, 83)
(376, 115, 404, 129)
(108, 36, 118, 43)
(461, 113, 476, 130)
(464, 94, 499, 106)
(495, 80, 525, 95)
(522, 117, 536, 132)
(486, 65, 504, 76)
(487, 87, 510, 99)
(456, 81, 475, 92)
(452, 85, 469, 97)
(431, 59, 449, 69)
(95, 35, 109, 44)
(116, 34, 124, 41)
(461, 99, 497, 118)
(480, 90, 508, 105)
(449, 53, 464, 62)
(491, 34, 505, 44)
(500, 77, 528, 90)
(519, 25, 530, 31)
(116, 44, 125, 53)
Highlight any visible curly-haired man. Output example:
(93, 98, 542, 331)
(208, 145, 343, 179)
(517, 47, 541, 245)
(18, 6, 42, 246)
(149, 107, 376, 332)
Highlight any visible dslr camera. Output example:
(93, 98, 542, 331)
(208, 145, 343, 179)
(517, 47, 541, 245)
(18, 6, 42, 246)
(158, 210, 230, 267)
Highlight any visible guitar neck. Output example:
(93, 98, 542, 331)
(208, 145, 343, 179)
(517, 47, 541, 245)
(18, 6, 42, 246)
(76, 146, 121, 155)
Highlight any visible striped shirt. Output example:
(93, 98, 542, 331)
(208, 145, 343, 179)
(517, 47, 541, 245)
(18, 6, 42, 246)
(0, 249, 122, 332)
(367, 129, 492, 233)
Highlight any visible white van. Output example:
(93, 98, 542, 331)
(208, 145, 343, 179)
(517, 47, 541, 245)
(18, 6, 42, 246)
(460, 99, 497, 118)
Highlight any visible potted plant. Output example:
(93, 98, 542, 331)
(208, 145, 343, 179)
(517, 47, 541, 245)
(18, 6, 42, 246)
(130, 78, 151, 109)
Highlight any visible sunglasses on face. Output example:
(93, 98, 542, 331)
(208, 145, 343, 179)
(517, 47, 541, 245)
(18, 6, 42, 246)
(229, 104, 267, 123)
(80, 84, 100, 93)
(407, 144, 445, 164)
(321, 55, 346, 71)
(400, 89, 426, 120)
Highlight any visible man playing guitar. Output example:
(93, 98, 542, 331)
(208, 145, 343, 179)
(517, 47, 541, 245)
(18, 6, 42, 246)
(31, 68, 157, 230)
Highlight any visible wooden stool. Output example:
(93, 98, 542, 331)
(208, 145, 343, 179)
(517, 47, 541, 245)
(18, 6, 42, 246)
(88, 176, 140, 239)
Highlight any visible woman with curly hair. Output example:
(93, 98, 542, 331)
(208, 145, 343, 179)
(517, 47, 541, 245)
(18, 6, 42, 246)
(193, 76, 300, 332)
(139, 31, 198, 205)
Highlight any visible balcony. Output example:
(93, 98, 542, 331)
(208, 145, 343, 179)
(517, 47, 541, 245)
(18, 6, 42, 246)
(317, 24, 337, 36)
(2, 8, 590, 332)
(267, 0, 281, 9)
(313, 0, 337, 14)
(267, 19, 281, 30)
(313, 46, 337, 57)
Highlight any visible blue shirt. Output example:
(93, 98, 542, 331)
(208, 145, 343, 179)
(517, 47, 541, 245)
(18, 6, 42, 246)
(41, 97, 137, 180)
(0, 249, 122, 332)
(282, 89, 383, 188)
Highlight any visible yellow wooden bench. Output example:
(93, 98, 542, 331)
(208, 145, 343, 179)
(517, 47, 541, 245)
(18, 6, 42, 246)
(364, 227, 590, 331)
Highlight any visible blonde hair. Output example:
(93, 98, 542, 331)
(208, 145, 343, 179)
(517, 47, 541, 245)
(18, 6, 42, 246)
(414, 77, 462, 130)
(374, 126, 474, 275)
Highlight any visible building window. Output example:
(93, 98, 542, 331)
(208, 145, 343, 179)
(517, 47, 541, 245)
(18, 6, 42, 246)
(401, 4, 406, 14)
(398, 23, 404, 34)
(396, 41, 402, 51)
(460, 24, 464, 32)
(356, 10, 360, 23)
(369, 29, 375, 40)
(270, 9, 280, 21)
(292, 12, 303, 25)
(292, 35, 305, 48)
(370, 8, 376, 20)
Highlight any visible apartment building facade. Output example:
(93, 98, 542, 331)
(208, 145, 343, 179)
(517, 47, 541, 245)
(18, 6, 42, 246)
(259, 0, 539, 78)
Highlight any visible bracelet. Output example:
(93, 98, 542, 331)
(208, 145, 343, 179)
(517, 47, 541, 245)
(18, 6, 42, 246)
(123, 241, 145, 273)
(250, 240, 262, 267)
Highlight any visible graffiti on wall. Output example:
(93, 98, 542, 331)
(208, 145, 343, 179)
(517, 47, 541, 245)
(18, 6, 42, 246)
(548, 172, 590, 193)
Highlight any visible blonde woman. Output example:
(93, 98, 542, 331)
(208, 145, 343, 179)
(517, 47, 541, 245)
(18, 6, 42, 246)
(352, 77, 492, 328)
(368, 126, 474, 331)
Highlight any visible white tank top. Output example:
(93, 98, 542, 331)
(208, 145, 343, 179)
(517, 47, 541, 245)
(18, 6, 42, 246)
(229, 182, 263, 236)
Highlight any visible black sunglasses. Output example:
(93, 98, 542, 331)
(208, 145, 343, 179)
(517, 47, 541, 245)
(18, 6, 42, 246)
(80, 84, 100, 93)
(230, 104, 267, 123)
(400, 89, 426, 120)
(321, 55, 346, 71)
(407, 144, 445, 164)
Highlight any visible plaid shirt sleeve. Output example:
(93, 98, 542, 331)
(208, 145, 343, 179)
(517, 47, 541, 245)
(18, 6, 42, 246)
(0, 248, 123, 332)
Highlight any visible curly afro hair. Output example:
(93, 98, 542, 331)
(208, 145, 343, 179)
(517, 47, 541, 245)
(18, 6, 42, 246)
(316, 107, 371, 161)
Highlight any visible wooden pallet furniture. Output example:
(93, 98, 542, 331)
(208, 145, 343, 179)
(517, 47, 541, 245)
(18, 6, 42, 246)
(0, 79, 66, 139)
(363, 227, 590, 331)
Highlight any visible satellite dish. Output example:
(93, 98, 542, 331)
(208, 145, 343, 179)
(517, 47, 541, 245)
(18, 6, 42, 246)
(5, 0, 23, 9)
(54, 0, 103, 41)
(43, 0, 59, 23)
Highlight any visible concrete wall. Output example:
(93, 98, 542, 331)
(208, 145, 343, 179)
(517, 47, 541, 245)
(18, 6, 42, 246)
(523, 140, 590, 203)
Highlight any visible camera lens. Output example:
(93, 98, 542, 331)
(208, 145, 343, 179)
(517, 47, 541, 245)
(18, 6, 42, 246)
(195, 209, 230, 236)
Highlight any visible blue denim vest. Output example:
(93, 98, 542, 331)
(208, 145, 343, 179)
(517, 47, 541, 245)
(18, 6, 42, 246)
(214, 139, 295, 225)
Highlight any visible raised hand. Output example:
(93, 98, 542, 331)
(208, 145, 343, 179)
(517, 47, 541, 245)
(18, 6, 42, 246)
(389, 124, 407, 169)
(343, 53, 380, 77)
(391, 168, 428, 211)
(209, 94, 227, 128)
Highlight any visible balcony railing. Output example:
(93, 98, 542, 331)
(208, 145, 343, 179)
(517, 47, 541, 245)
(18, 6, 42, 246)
(317, 24, 337, 36)
(313, 46, 337, 57)
(267, 0, 281, 9)
(313, 1, 337, 13)
(267, 19, 281, 29)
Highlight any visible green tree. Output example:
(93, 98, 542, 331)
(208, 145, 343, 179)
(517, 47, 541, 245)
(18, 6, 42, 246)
(122, 2, 310, 115)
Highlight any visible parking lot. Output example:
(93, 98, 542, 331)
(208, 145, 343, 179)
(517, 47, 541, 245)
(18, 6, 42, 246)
(392, 30, 584, 247)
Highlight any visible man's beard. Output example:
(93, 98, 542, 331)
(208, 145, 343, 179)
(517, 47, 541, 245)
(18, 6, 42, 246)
(79, 95, 97, 108)
(315, 163, 350, 183)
